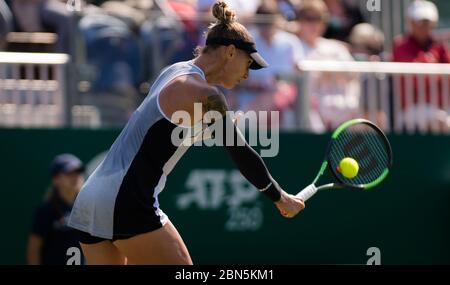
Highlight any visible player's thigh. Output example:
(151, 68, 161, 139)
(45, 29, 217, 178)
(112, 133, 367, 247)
(113, 220, 192, 265)
(80, 240, 127, 265)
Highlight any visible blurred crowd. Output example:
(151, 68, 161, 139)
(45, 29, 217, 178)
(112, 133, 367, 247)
(0, 0, 449, 132)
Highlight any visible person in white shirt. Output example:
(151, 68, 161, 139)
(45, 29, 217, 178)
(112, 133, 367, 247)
(229, 0, 303, 128)
(295, 0, 360, 132)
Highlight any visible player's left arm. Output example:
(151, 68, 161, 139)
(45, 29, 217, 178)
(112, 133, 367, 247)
(200, 86, 283, 200)
(200, 87, 304, 217)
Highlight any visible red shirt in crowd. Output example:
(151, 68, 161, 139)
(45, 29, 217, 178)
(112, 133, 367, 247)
(392, 34, 450, 109)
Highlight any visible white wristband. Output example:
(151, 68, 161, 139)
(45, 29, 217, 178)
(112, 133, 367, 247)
(259, 182, 273, 192)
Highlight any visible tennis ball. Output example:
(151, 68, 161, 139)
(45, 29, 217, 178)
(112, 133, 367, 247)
(338, 157, 359, 179)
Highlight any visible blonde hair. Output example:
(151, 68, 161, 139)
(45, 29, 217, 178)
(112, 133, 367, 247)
(350, 23, 385, 55)
(296, 0, 330, 23)
(195, 1, 254, 56)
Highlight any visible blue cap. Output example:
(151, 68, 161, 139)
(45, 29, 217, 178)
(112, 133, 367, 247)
(51, 154, 85, 177)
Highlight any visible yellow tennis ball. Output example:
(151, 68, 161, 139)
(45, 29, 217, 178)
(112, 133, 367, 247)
(338, 157, 359, 179)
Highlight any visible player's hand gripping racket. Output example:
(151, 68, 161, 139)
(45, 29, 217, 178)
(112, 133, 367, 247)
(296, 119, 393, 202)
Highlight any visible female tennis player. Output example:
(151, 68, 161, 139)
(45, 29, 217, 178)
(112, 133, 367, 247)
(68, 1, 305, 265)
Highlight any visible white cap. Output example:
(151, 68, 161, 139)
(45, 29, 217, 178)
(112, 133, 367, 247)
(407, 0, 439, 22)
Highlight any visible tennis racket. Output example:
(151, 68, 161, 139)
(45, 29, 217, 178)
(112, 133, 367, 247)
(296, 118, 393, 202)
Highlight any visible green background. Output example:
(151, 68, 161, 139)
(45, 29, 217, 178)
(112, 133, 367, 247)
(0, 129, 449, 265)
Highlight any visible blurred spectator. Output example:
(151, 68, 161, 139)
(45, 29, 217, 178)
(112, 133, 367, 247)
(296, 0, 360, 132)
(141, 0, 199, 81)
(277, 0, 298, 21)
(0, 0, 12, 50)
(27, 154, 85, 265)
(78, 5, 142, 126)
(349, 23, 385, 62)
(228, 0, 302, 128)
(393, 0, 449, 64)
(392, 0, 450, 132)
(79, 1, 143, 93)
(323, 0, 365, 43)
(9, 0, 75, 54)
(165, 0, 199, 63)
(349, 23, 389, 130)
(100, 0, 149, 32)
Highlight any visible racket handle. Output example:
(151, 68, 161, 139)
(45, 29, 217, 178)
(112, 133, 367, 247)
(296, 184, 318, 202)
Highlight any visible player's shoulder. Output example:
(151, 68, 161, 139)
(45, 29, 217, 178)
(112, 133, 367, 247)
(165, 73, 217, 98)
(159, 72, 223, 115)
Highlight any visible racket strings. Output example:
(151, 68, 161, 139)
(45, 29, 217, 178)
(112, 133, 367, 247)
(341, 128, 387, 182)
(363, 133, 389, 168)
(329, 124, 390, 186)
(329, 140, 378, 185)
(341, 128, 388, 177)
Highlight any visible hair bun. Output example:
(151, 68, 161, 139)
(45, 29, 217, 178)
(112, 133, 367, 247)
(212, 1, 236, 25)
